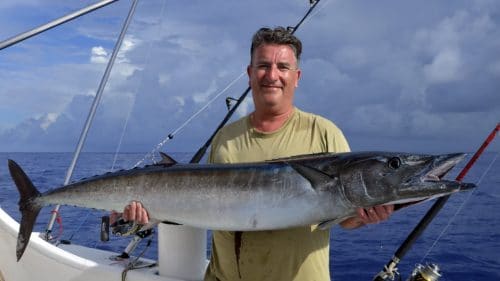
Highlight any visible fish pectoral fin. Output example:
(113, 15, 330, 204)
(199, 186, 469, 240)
(161, 220, 182, 226)
(289, 162, 337, 189)
(158, 152, 178, 166)
(142, 219, 161, 230)
(317, 217, 345, 230)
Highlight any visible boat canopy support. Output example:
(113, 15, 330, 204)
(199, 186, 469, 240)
(0, 0, 119, 51)
(45, 0, 140, 239)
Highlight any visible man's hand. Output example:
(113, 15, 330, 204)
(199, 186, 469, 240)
(357, 205, 394, 224)
(111, 201, 149, 225)
(340, 204, 394, 229)
(109, 201, 153, 237)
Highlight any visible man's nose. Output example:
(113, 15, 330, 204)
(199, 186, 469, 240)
(264, 64, 280, 81)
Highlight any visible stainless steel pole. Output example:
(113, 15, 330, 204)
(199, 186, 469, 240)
(0, 0, 119, 51)
(44, 0, 140, 240)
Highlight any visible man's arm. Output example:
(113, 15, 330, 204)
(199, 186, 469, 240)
(340, 205, 394, 229)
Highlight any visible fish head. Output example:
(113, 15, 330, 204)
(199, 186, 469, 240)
(338, 152, 475, 208)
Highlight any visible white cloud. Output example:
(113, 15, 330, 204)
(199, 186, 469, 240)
(174, 96, 185, 107)
(424, 48, 463, 83)
(158, 73, 171, 86)
(1, 0, 499, 153)
(90, 46, 108, 64)
(192, 80, 217, 104)
(40, 113, 59, 130)
(117, 36, 140, 64)
(334, 46, 368, 68)
(234, 96, 254, 119)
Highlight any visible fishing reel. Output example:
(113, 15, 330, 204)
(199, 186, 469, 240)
(406, 263, 441, 281)
(374, 262, 441, 281)
(101, 215, 153, 240)
(101, 215, 155, 261)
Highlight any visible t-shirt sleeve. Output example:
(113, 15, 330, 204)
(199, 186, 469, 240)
(318, 116, 351, 153)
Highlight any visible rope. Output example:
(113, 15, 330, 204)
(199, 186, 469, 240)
(121, 238, 156, 281)
(419, 152, 499, 262)
(49, 210, 64, 240)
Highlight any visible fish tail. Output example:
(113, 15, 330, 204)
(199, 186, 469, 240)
(8, 159, 42, 261)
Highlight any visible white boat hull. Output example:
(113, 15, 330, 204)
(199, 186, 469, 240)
(0, 207, 206, 281)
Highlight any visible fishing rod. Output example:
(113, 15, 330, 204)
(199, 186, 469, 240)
(0, 0, 119, 51)
(373, 123, 500, 281)
(189, 0, 321, 164)
(116, 0, 325, 261)
(107, 0, 328, 263)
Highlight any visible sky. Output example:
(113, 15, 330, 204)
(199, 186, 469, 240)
(0, 0, 499, 154)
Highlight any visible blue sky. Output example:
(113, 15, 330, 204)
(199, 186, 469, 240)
(0, 0, 499, 154)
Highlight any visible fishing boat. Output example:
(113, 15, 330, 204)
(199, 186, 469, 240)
(0, 207, 208, 281)
(1, 1, 498, 281)
(0, 0, 212, 280)
(0, 1, 318, 280)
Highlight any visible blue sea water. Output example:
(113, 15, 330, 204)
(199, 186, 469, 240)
(0, 152, 498, 280)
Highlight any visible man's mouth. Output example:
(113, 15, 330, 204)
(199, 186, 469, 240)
(262, 84, 282, 89)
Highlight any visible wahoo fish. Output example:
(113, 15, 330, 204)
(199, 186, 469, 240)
(8, 151, 475, 261)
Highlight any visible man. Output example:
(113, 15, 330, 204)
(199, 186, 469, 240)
(121, 27, 393, 280)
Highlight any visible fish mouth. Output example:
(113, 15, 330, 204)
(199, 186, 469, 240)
(421, 153, 466, 182)
(394, 153, 474, 210)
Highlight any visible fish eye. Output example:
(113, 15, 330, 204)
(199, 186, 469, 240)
(388, 157, 401, 169)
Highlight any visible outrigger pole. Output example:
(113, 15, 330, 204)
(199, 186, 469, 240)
(45, 0, 139, 239)
(0, 0, 119, 51)
(189, 0, 321, 164)
(373, 123, 500, 281)
(0, 0, 126, 239)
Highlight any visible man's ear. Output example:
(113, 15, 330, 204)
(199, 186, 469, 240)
(295, 69, 302, 87)
(247, 64, 252, 86)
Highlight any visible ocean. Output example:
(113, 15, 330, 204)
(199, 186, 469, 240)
(0, 152, 498, 280)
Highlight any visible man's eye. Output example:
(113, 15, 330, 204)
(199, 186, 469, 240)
(254, 63, 294, 73)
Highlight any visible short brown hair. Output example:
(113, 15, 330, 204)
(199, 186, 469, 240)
(250, 27, 302, 63)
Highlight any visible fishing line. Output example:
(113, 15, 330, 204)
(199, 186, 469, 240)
(419, 152, 499, 263)
(133, 71, 246, 167)
(112, 0, 169, 170)
(64, 207, 93, 242)
(299, 0, 333, 28)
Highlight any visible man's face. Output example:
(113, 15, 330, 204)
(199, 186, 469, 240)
(247, 44, 301, 112)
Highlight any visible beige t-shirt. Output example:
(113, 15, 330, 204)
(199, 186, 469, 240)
(205, 108, 350, 281)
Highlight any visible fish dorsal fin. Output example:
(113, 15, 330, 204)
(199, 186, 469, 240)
(289, 162, 337, 190)
(158, 152, 178, 166)
(267, 152, 334, 163)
